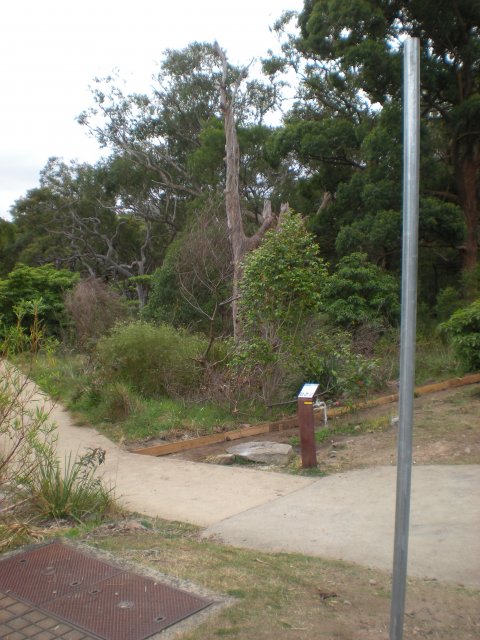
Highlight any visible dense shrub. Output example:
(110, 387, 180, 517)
(323, 252, 399, 329)
(236, 213, 377, 403)
(440, 299, 480, 371)
(96, 321, 208, 397)
(240, 211, 328, 332)
(0, 263, 78, 334)
(65, 278, 127, 350)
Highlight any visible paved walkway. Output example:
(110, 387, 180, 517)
(41, 393, 480, 590)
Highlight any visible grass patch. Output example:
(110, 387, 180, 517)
(76, 517, 479, 640)
(24, 352, 253, 443)
(290, 414, 392, 448)
(14, 448, 115, 524)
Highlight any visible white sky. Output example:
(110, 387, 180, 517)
(0, 0, 303, 220)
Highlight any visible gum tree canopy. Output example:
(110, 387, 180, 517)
(294, 0, 480, 272)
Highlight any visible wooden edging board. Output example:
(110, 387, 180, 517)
(132, 372, 480, 457)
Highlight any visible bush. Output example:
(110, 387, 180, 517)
(440, 299, 480, 371)
(233, 319, 378, 405)
(0, 263, 78, 334)
(434, 286, 465, 322)
(323, 252, 399, 329)
(65, 278, 128, 350)
(96, 321, 208, 397)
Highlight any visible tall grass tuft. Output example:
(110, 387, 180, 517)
(16, 448, 114, 523)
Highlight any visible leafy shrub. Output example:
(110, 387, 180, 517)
(233, 320, 378, 404)
(435, 286, 464, 322)
(96, 321, 208, 397)
(144, 204, 233, 335)
(240, 211, 328, 332)
(65, 278, 128, 350)
(236, 211, 330, 404)
(323, 252, 399, 329)
(0, 263, 78, 334)
(236, 218, 380, 404)
(440, 299, 480, 371)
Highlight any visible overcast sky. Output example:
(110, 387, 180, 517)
(0, 0, 303, 220)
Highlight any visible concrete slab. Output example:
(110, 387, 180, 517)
(202, 465, 480, 588)
(47, 401, 314, 527)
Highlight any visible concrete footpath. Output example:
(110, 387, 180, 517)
(46, 396, 480, 590)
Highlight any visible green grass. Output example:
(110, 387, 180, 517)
(290, 414, 392, 448)
(22, 327, 463, 445)
(25, 352, 247, 443)
(72, 517, 479, 640)
(14, 448, 115, 523)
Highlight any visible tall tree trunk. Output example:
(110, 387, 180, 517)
(456, 155, 479, 275)
(216, 44, 282, 341)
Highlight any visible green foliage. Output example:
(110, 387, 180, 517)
(440, 299, 480, 371)
(16, 448, 114, 523)
(323, 253, 399, 328)
(144, 203, 233, 334)
(0, 361, 56, 489)
(435, 287, 464, 322)
(0, 219, 17, 276)
(236, 213, 378, 403)
(0, 263, 78, 334)
(240, 211, 327, 330)
(96, 321, 208, 397)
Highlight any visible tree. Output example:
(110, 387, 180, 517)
(144, 199, 234, 338)
(290, 0, 479, 274)
(237, 210, 328, 400)
(80, 42, 289, 332)
(11, 157, 176, 307)
(0, 219, 17, 276)
(214, 44, 287, 340)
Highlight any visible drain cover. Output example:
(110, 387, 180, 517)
(0, 541, 122, 604)
(0, 542, 213, 640)
(45, 571, 212, 639)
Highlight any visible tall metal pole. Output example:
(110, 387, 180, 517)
(389, 36, 420, 640)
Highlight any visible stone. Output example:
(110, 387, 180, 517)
(226, 441, 294, 466)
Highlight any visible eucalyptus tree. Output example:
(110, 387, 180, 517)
(10, 156, 173, 307)
(80, 42, 289, 333)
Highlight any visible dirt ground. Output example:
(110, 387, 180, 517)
(169, 384, 480, 472)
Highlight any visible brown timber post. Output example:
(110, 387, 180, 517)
(297, 383, 319, 468)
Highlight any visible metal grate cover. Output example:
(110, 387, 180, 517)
(45, 571, 212, 639)
(0, 542, 213, 640)
(0, 541, 123, 604)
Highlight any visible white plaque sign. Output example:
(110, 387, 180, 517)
(298, 383, 320, 399)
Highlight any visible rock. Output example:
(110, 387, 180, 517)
(465, 447, 471, 454)
(391, 416, 399, 426)
(226, 441, 294, 466)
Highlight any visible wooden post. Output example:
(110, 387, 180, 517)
(298, 383, 319, 468)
